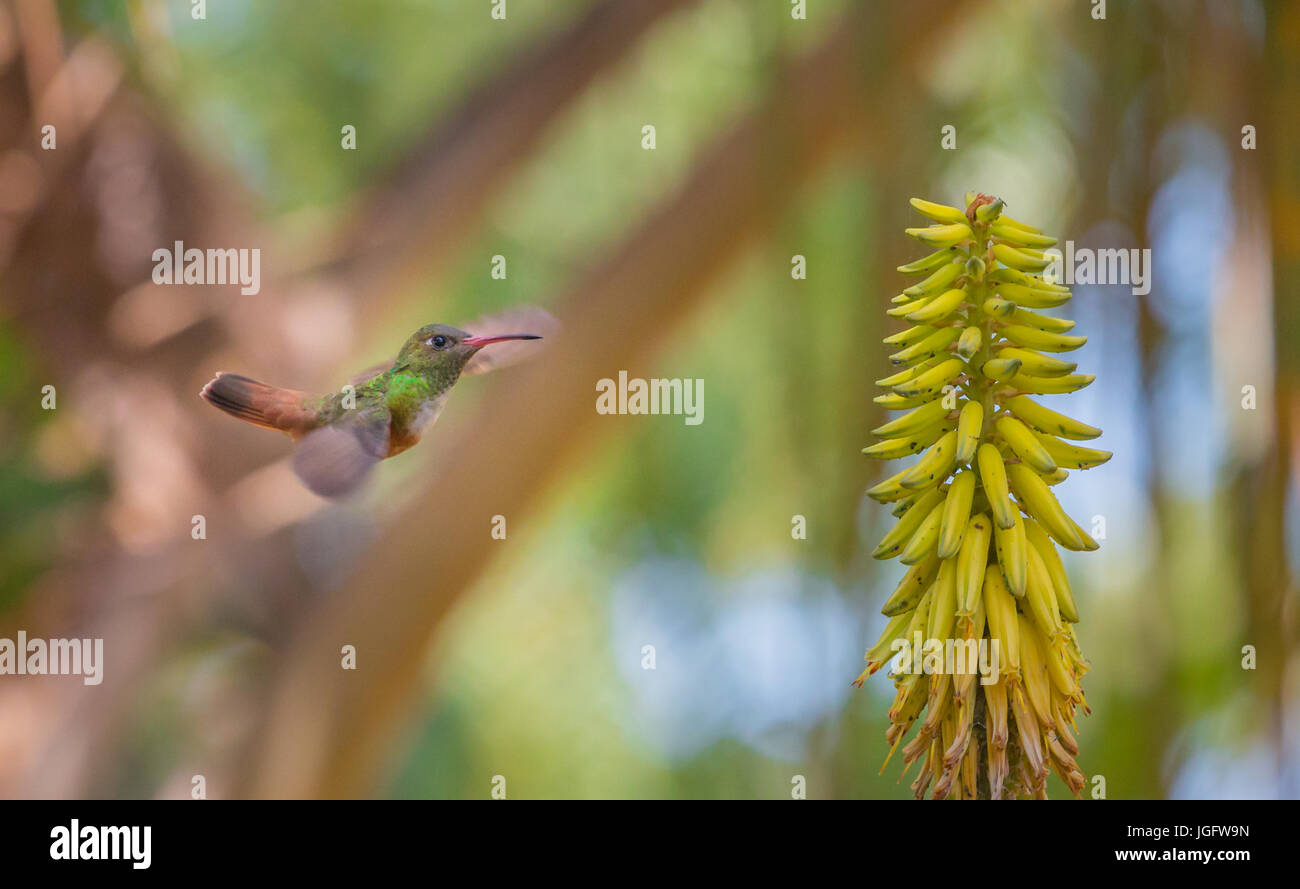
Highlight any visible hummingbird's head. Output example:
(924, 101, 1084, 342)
(398, 323, 542, 378)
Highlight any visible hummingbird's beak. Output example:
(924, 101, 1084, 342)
(462, 334, 542, 348)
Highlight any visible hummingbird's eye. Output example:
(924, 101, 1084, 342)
(429, 335, 448, 349)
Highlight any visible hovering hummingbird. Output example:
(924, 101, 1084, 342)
(201, 308, 555, 497)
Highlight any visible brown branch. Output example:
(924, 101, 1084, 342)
(1239, 0, 1300, 782)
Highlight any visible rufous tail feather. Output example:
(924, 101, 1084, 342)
(200, 372, 316, 438)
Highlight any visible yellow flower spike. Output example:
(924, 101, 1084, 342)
(981, 296, 1016, 318)
(936, 470, 976, 559)
(861, 423, 954, 460)
(977, 445, 1018, 532)
(989, 266, 1070, 293)
(983, 566, 1021, 678)
(998, 214, 1042, 234)
(1003, 371, 1095, 395)
(955, 513, 992, 616)
(980, 356, 1022, 381)
(1005, 463, 1087, 550)
(998, 323, 1087, 352)
(871, 398, 952, 438)
(992, 509, 1028, 598)
(905, 287, 968, 324)
(1041, 466, 1071, 485)
(881, 324, 937, 348)
(875, 356, 945, 388)
(995, 415, 1059, 474)
(884, 565, 937, 620)
(994, 346, 1077, 377)
(909, 197, 970, 225)
(990, 281, 1072, 309)
(1032, 430, 1113, 470)
(865, 465, 912, 502)
(1011, 306, 1076, 333)
(897, 247, 959, 275)
(886, 294, 933, 318)
(1024, 545, 1064, 639)
(902, 260, 963, 296)
(859, 195, 1102, 798)
(891, 356, 966, 398)
(857, 611, 913, 683)
(975, 197, 1005, 223)
(873, 391, 933, 410)
(874, 488, 946, 559)
(956, 325, 982, 359)
(888, 326, 962, 365)
(991, 222, 1058, 248)
(953, 400, 984, 465)
(898, 499, 945, 565)
(1028, 526, 1077, 623)
(1003, 394, 1102, 440)
(992, 243, 1053, 271)
(928, 558, 960, 644)
(906, 222, 974, 247)
(897, 429, 959, 490)
(1016, 616, 1055, 727)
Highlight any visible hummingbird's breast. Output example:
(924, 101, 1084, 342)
(387, 391, 449, 456)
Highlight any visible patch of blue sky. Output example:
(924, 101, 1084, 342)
(610, 558, 863, 762)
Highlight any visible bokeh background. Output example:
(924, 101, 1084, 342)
(0, 0, 1295, 799)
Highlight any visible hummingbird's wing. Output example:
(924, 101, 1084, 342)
(349, 362, 393, 387)
(292, 407, 391, 498)
(462, 306, 559, 376)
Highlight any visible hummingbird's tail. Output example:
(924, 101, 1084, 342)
(200, 372, 316, 437)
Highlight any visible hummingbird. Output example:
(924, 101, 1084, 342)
(201, 309, 554, 497)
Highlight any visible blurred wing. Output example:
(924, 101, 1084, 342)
(462, 306, 560, 376)
(349, 361, 394, 387)
(292, 409, 391, 498)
